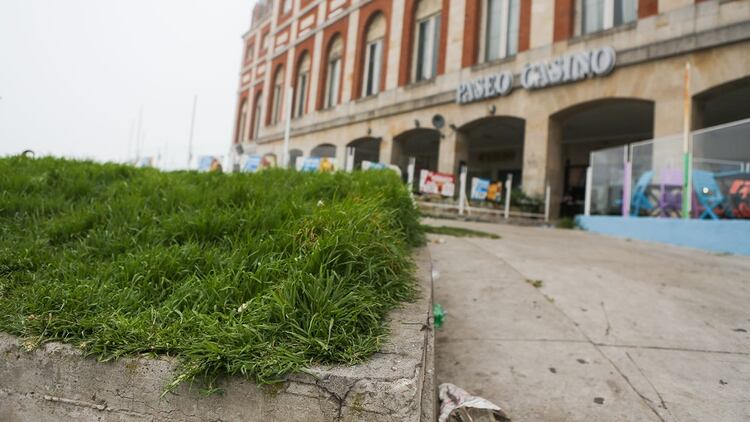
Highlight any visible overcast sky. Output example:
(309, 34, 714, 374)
(0, 0, 254, 169)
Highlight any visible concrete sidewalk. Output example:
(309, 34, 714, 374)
(426, 218, 750, 422)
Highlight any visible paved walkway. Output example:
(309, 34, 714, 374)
(426, 218, 750, 422)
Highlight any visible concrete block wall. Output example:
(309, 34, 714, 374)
(0, 249, 436, 422)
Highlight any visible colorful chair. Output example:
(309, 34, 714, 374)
(692, 170, 730, 220)
(630, 171, 655, 216)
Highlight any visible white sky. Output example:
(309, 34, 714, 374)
(0, 0, 255, 169)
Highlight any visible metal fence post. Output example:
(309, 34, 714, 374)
(458, 165, 468, 216)
(584, 166, 592, 216)
(504, 174, 513, 220)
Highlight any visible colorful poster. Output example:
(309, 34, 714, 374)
(486, 182, 503, 203)
(197, 156, 222, 172)
(419, 170, 455, 197)
(241, 155, 262, 173)
(261, 154, 277, 169)
(298, 157, 336, 172)
(362, 161, 401, 175)
(470, 177, 490, 201)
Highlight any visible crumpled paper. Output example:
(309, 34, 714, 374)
(439, 383, 510, 422)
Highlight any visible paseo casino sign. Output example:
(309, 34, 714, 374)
(457, 47, 617, 105)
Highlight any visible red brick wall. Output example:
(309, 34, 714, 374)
(327, 0, 350, 18)
(234, 90, 250, 144)
(518, 0, 532, 52)
(249, 85, 263, 139)
(266, 55, 288, 126)
(316, 17, 349, 110)
(291, 36, 316, 116)
(638, 0, 658, 17)
(352, 0, 392, 99)
(553, 0, 575, 42)
(462, 0, 480, 67)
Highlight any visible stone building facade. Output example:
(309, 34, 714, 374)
(231, 0, 750, 216)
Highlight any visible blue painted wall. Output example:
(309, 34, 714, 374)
(575, 216, 750, 256)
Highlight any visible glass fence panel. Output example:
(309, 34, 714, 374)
(630, 135, 684, 218)
(590, 145, 626, 215)
(692, 118, 750, 219)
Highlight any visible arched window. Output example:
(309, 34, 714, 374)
(270, 66, 284, 125)
(412, 0, 442, 82)
(324, 35, 343, 109)
(251, 92, 263, 139)
(483, 0, 520, 61)
(362, 13, 386, 97)
(236, 99, 249, 144)
(294, 52, 311, 118)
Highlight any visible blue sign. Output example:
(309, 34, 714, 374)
(242, 155, 262, 173)
(471, 178, 490, 201)
(300, 157, 322, 172)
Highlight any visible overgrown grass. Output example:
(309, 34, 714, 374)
(0, 156, 424, 392)
(422, 225, 501, 239)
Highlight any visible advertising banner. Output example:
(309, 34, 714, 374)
(241, 155, 262, 173)
(197, 156, 222, 172)
(470, 177, 504, 203)
(419, 170, 455, 197)
(470, 178, 490, 201)
(486, 181, 504, 203)
(362, 161, 401, 175)
(241, 155, 277, 173)
(297, 157, 336, 172)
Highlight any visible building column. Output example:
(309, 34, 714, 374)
(379, 136, 394, 165)
(653, 96, 684, 138)
(522, 113, 562, 218)
(437, 129, 468, 174)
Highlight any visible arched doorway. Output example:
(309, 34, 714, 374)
(693, 76, 750, 130)
(311, 143, 337, 158)
(347, 137, 381, 169)
(392, 128, 441, 177)
(551, 98, 655, 217)
(458, 116, 525, 189)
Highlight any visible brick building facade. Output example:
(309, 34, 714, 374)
(232, 0, 750, 217)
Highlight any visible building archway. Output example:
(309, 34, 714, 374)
(458, 116, 525, 188)
(311, 143, 337, 158)
(550, 98, 655, 217)
(392, 128, 441, 177)
(693, 75, 750, 130)
(346, 137, 381, 169)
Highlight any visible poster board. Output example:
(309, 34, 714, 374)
(297, 157, 336, 172)
(419, 170, 455, 197)
(362, 161, 401, 175)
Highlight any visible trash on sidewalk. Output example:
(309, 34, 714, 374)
(433, 303, 446, 328)
(439, 383, 510, 422)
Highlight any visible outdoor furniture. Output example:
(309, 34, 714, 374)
(630, 171, 655, 216)
(715, 172, 750, 219)
(692, 170, 731, 220)
(656, 168, 683, 218)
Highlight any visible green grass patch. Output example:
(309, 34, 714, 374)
(422, 225, 500, 239)
(0, 156, 424, 392)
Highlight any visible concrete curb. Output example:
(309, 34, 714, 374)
(0, 248, 436, 422)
